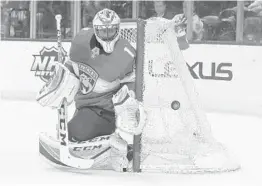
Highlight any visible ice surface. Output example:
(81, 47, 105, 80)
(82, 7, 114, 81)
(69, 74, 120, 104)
(0, 100, 261, 186)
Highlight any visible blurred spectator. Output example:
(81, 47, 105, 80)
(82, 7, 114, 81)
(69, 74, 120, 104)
(1, 1, 30, 39)
(81, 1, 132, 28)
(37, 1, 72, 39)
(195, 1, 237, 41)
(244, 17, 262, 43)
(1, 1, 9, 38)
(140, 1, 188, 49)
(153, 1, 176, 19)
(243, 0, 262, 44)
(150, 1, 189, 50)
(248, 0, 262, 16)
(38, 1, 56, 38)
(110, 1, 132, 19)
(139, 1, 202, 41)
(82, 1, 110, 28)
(138, 1, 182, 20)
(182, 1, 204, 41)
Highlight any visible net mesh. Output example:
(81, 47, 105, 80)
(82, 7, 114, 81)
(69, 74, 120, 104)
(120, 22, 137, 48)
(120, 19, 239, 173)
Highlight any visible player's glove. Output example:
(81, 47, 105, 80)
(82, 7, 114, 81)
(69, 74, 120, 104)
(36, 62, 80, 109)
(172, 14, 187, 37)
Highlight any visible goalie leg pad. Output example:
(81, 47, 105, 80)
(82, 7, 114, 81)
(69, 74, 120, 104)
(39, 132, 112, 169)
(112, 85, 146, 136)
(109, 133, 133, 172)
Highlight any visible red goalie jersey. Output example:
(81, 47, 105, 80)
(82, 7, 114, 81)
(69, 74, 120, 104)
(66, 28, 136, 112)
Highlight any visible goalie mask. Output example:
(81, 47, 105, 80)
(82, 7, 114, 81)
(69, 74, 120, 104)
(93, 8, 120, 53)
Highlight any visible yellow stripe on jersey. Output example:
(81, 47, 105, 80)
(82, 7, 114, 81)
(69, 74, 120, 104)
(124, 47, 135, 59)
(66, 59, 80, 77)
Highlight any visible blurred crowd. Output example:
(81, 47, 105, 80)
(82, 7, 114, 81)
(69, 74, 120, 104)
(196, 1, 262, 43)
(140, 1, 262, 43)
(1, 0, 262, 44)
(1, 1, 30, 38)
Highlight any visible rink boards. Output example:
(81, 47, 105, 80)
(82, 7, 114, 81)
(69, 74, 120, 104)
(0, 40, 262, 116)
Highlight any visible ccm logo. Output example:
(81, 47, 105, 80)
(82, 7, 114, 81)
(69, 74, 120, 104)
(59, 105, 67, 146)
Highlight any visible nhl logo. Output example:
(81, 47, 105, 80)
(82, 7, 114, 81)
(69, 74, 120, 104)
(31, 46, 67, 82)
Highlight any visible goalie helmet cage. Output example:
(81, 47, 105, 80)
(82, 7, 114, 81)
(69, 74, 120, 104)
(119, 18, 240, 173)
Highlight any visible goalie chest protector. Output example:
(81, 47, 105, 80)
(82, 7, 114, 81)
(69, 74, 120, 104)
(69, 29, 136, 111)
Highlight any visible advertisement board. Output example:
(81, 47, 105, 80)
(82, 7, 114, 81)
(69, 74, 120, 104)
(0, 41, 261, 116)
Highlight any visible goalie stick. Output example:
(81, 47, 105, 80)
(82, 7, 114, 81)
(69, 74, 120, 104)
(41, 15, 94, 169)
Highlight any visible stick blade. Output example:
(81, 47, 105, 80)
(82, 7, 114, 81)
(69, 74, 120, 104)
(39, 132, 94, 170)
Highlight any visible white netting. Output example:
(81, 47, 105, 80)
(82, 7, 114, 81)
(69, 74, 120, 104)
(120, 22, 137, 48)
(120, 19, 239, 173)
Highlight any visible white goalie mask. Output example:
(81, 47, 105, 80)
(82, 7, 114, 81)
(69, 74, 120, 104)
(93, 8, 120, 53)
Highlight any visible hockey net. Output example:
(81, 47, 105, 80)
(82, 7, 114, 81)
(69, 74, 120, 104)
(120, 19, 240, 173)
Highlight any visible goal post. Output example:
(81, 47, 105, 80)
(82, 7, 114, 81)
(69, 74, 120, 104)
(133, 19, 146, 172)
(120, 18, 240, 173)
